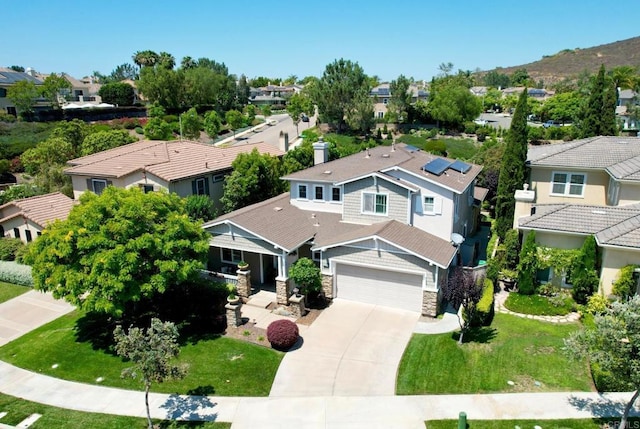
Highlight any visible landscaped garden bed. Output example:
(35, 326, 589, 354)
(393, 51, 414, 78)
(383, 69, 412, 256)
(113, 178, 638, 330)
(504, 290, 576, 316)
(396, 313, 592, 394)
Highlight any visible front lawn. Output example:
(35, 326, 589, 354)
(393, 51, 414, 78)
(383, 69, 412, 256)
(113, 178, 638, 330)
(0, 392, 230, 428)
(397, 313, 592, 394)
(505, 292, 575, 316)
(0, 282, 30, 304)
(425, 418, 639, 429)
(0, 310, 283, 396)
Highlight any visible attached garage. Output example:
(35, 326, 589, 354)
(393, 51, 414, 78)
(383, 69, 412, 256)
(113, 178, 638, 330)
(335, 263, 423, 312)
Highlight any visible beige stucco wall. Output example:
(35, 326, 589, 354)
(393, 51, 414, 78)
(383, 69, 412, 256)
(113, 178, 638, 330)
(600, 247, 640, 296)
(1, 217, 41, 243)
(530, 167, 608, 206)
(533, 231, 587, 250)
(618, 182, 640, 206)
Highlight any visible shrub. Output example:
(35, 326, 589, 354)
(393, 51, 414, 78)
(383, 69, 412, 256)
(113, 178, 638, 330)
(585, 293, 609, 315)
(134, 126, 144, 135)
(0, 111, 17, 123)
(612, 264, 638, 300)
(266, 319, 299, 351)
(517, 231, 537, 295)
(469, 278, 495, 327)
(0, 238, 25, 261)
(463, 122, 477, 134)
(0, 260, 33, 286)
(571, 270, 599, 305)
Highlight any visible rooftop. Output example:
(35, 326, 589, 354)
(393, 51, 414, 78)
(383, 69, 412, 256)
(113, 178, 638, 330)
(0, 192, 75, 228)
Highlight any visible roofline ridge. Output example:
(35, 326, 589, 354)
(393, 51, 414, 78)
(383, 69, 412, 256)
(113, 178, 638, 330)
(598, 213, 640, 243)
(69, 140, 166, 165)
(531, 137, 597, 163)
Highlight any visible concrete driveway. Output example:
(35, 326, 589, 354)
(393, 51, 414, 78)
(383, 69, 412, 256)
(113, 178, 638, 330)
(269, 299, 419, 397)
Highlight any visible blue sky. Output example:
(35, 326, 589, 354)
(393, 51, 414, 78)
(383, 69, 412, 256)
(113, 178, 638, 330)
(4, 0, 639, 82)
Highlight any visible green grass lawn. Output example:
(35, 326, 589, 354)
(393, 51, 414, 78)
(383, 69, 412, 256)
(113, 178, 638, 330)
(439, 138, 478, 160)
(425, 418, 639, 429)
(505, 292, 575, 316)
(397, 313, 592, 394)
(0, 392, 230, 429)
(0, 311, 283, 396)
(0, 282, 30, 304)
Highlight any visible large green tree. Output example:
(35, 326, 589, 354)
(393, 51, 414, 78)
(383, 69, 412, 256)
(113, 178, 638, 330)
(225, 109, 245, 139)
(7, 80, 39, 119)
(25, 187, 209, 318)
(286, 92, 314, 135)
(40, 73, 72, 109)
(565, 296, 640, 429)
(581, 65, 617, 138)
(132, 50, 160, 68)
(344, 91, 375, 134)
(138, 66, 185, 110)
(21, 137, 76, 175)
(495, 89, 529, 239)
(80, 129, 136, 156)
(114, 318, 187, 429)
(540, 91, 582, 124)
(203, 110, 222, 139)
(312, 58, 370, 133)
(179, 107, 202, 140)
(388, 75, 413, 123)
(220, 148, 285, 213)
(428, 81, 482, 128)
(98, 82, 135, 106)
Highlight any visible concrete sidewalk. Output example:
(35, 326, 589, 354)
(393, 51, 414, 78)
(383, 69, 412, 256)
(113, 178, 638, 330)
(0, 361, 638, 428)
(0, 290, 74, 347)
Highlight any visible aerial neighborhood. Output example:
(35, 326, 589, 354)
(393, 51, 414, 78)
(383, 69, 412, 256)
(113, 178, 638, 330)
(1, 33, 640, 428)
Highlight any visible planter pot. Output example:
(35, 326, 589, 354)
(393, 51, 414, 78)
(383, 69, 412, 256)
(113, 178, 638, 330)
(237, 264, 249, 271)
(227, 296, 240, 305)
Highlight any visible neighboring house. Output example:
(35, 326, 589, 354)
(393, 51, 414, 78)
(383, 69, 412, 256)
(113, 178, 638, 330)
(203, 142, 486, 316)
(248, 84, 300, 107)
(617, 89, 638, 131)
(0, 67, 44, 116)
(514, 136, 640, 295)
(370, 83, 429, 119)
(64, 139, 284, 208)
(0, 192, 75, 243)
(501, 87, 554, 100)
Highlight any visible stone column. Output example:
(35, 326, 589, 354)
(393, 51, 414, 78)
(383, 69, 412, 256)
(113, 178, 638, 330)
(321, 273, 334, 299)
(288, 294, 306, 318)
(225, 302, 242, 327)
(236, 269, 251, 298)
(422, 290, 439, 317)
(275, 276, 290, 305)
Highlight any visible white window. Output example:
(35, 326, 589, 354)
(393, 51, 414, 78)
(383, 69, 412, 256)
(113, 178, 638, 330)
(92, 179, 107, 195)
(607, 176, 620, 206)
(221, 248, 242, 263)
(212, 174, 225, 183)
(195, 178, 206, 195)
(551, 172, 585, 197)
(362, 192, 388, 215)
(298, 184, 307, 199)
(331, 187, 341, 202)
(382, 98, 388, 105)
(423, 196, 435, 213)
(312, 250, 321, 262)
(314, 186, 324, 200)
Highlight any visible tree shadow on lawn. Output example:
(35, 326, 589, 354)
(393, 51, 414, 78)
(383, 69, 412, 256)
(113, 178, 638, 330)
(451, 326, 498, 344)
(74, 311, 119, 354)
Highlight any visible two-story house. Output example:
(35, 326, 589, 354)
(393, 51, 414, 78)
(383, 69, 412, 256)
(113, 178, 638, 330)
(64, 139, 284, 209)
(370, 83, 429, 120)
(203, 142, 485, 316)
(514, 136, 640, 296)
(0, 67, 44, 116)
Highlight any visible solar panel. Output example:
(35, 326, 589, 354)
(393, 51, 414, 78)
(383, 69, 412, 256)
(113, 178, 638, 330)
(404, 144, 419, 153)
(449, 160, 472, 174)
(423, 158, 452, 176)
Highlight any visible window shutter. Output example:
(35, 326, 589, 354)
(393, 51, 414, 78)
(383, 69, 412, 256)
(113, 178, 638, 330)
(191, 180, 197, 195)
(204, 177, 210, 195)
(86, 178, 93, 191)
(434, 197, 442, 214)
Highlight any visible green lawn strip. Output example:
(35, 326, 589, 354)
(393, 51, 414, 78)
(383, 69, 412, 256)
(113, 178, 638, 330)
(397, 313, 592, 394)
(504, 293, 574, 316)
(0, 392, 230, 429)
(0, 310, 283, 396)
(0, 282, 30, 304)
(425, 418, 639, 429)
(440, 138, 478, 160)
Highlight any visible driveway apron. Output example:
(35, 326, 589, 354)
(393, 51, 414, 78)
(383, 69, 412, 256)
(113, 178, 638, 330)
(269, 299, 419, 397)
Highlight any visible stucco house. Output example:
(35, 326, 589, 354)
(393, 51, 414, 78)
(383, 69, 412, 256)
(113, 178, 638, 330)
(370, 83, 429, 120)
(0, 192, 75, 243)
(514, 136, 640, 295)
(64, 139, 284, 208)
(0, 67, 44, 116)
(203, 142, 486, 316)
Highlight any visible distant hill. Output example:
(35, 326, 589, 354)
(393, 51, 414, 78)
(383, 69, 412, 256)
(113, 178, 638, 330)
(485, 36, 640, 85)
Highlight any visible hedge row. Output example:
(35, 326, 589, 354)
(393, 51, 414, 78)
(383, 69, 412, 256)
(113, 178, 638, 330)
(0, 260, 33, 287)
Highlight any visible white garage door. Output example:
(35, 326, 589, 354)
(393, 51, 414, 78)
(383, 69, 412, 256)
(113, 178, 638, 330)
(336, 264, 423, 312)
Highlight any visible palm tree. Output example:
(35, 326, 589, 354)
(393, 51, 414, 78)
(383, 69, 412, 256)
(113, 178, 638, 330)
(181, 56, 195, 70)
(132, 50, 159, 69)
(158, 52, 175, 70)
(610, 65, 639, 90)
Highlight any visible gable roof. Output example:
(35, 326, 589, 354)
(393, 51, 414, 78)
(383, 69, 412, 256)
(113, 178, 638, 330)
(204, 192, 456, 267)
(518, 203, 640, 249)
(0, 68, 43, 85)
(527, 136, 640, 181)
(65, 140, 284, 182)
(283, 143, 481, 194)
(0, 192, 74, 228)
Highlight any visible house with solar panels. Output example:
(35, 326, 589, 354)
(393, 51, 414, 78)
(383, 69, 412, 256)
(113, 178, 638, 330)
(203, 141, 487, 316)
(0, 67, 44, 116)
(370, 83, 429, 120)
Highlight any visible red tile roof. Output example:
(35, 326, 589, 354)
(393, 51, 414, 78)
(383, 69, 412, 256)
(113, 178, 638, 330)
(0, 192, 75, 228)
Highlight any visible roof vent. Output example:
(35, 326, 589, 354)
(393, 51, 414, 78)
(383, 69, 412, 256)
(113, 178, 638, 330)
(382, 153, 390, 158)
(591, 210, 606, 215)
(323, 170, 332, 174)
(274, 207, 283, 212)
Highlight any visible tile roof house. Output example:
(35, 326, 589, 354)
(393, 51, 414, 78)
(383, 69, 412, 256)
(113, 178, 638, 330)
(0, 192, 75, 243)
(514, 136, 640, 295)
(370, 83, 429, 120)
(64, 139, 284, 209)
(203, 142, 486, 316)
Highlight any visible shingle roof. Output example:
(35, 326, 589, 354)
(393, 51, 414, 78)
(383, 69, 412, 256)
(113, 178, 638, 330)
(519, 203, 640, 249)
(65, 140, 284, 182)
(0, 192, 74, 228)
(527, 137, 640, 181)
(283, 143, 481, 194)
(204, 193, 456, 267)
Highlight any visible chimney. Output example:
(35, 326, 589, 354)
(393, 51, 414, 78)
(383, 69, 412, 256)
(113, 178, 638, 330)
(279, 131, 289, 152)
(313, 138, 329, 165)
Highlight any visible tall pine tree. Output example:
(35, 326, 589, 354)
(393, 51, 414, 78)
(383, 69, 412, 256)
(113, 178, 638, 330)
(495, 89, 529, 240)
(581, 65, 617, 138)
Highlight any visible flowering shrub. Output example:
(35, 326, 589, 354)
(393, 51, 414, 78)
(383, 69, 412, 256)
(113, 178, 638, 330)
(266, 319, 299, 351)
(0, 260, 33, 286)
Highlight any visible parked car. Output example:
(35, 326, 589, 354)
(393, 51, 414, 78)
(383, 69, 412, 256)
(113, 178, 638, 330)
(543, 120, 561, 128)
(301, 114, 309, 122)
(474, 118, 487, 126)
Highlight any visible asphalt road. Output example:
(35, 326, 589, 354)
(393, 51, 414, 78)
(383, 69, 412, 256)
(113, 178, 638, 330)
(477, 112, 543, 129)
(233, 113, 316, 149)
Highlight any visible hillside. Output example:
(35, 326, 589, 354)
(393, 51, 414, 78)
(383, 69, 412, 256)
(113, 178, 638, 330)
(487, 36, 640, 85)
